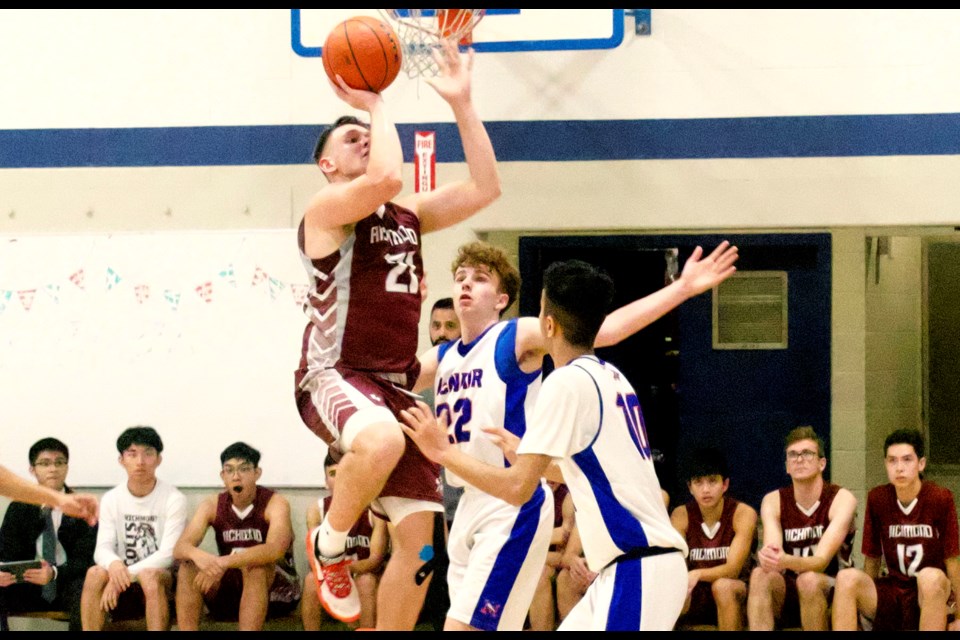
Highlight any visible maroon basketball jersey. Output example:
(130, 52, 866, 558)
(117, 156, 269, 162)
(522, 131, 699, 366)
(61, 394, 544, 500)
(322, 496, 375, 562)
(213, 486, 297, 576)
(685, 497, 747, 578)
(779, 482, 854, 577)
(297, 203, 423, 378)
(862, 482, 960, 581)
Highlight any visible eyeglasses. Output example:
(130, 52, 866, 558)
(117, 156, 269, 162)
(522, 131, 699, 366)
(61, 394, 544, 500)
(222, 464, 256, 475)
(786, 450, 819, 462)
(34, 459, 67, 468)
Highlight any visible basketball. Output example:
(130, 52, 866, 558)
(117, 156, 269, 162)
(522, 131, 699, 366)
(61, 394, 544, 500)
(322, 16, 402, 94)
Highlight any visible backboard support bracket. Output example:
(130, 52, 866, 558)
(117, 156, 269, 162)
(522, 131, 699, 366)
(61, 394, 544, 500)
(626, 9, 651, 36)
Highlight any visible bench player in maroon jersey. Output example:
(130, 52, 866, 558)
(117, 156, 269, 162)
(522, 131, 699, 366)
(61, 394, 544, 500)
(295, 37, 501, 630)
(173, 442, 299, 631)
(832, 428, 960, 631)
(671, 447, 757, 631)
(302, 452, 388, 631)
(747, 426, 858, 630)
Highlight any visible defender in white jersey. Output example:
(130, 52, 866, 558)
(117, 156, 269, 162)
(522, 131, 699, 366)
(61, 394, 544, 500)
(405, 255, 738, 630)
(409, 241, 736, 631)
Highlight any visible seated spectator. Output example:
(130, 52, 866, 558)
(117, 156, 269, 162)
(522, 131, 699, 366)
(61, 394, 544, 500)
(671, 447, 757, 631)
(80, 426, 187, 631)
(174, 442, 300, 630)
(527, 480, 574, 631)
(0, 437, 98, 631)
(832, 428, 960, 631)
(302, 453, 387, 631)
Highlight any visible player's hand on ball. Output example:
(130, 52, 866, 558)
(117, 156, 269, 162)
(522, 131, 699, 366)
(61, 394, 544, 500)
(328, 74, 382, 112)
(400, 400, 451, 463)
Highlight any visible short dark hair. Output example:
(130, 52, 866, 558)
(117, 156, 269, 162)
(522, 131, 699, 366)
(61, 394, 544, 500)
(542, 260, 614, 348)
(784, 425, 824, 457)
(324, 451, 337, 469)
(312, 115, 368, 163)
(431, 297, 454, 313)
(884, 428, 925, 460)
(684, 447, 729, 482)
(29, 438, 69, 465)
(220, 442, 261, 467)
(116, 426, 163, 454)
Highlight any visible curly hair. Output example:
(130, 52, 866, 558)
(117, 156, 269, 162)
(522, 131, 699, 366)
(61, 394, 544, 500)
(451, 241, 521, 315)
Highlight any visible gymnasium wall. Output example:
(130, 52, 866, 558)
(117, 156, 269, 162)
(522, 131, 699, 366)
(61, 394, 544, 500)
(0, 11, 955, 511)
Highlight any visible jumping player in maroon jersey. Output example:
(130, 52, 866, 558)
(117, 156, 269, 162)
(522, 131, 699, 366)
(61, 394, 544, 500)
(173, 443, 299, 631)
(295, 37, 501, 630)
(832, 428, 960, 631)
(747, 426, 858, 631)
(671, 447, 757, 631)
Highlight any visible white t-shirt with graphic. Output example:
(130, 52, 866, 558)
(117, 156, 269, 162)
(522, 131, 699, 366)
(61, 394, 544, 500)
(93, 478, 187, 577)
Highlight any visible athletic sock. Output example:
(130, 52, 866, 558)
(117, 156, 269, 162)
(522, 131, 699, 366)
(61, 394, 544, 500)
(317, 517, 349, 559)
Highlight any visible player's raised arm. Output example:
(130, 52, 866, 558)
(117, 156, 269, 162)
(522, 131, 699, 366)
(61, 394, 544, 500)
(595, 242, 739, 348)
(400, 39, 501, 233)
(303, 79, 403, 233)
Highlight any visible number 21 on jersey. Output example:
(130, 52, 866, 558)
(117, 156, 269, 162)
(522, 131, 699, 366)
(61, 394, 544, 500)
(385, 252, 419, 294)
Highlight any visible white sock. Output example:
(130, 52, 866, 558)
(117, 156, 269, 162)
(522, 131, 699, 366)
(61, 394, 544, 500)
(317, 518, 348, 559)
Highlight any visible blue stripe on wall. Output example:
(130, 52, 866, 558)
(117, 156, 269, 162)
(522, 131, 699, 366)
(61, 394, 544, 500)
(2, 113, 959, 168)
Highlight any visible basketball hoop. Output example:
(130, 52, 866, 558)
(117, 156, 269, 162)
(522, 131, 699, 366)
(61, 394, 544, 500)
(379, 10, 485, 79)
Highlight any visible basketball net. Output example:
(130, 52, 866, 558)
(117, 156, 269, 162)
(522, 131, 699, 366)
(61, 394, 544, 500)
(380, 9, 485, 79)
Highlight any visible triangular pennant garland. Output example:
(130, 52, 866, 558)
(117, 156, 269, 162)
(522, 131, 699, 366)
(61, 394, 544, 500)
(218, 264, 237, 287)
(291, 284, 309, 307)
(267, 277, 285, 300)
(0, 290, 10, 313)
(195, 281, 213, 304)
(135, 285, 151, 304)
(69, 269, 85, 290)
(18, 289, 36, 311)
(164, 290, 181, 311)
(251, 266, 268, 287)
(44, 284, 60, 304)
(105, 267, 122, 290)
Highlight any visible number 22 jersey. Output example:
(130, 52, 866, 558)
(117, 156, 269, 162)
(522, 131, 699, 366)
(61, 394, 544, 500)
(435, 318, 542, 489)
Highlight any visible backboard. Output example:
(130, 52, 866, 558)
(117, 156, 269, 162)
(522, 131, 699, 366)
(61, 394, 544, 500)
(291, 9, 626, 58)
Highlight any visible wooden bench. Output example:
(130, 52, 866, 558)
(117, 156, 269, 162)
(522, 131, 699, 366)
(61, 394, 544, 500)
(0, 610, 70, 631)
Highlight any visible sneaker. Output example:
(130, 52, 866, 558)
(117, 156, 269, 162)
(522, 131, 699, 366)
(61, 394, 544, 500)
(307, 526, 361, 623)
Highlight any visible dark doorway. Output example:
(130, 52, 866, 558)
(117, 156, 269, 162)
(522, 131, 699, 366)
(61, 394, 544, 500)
(518, 240, 683, 500)
(519, 233, 832, 512)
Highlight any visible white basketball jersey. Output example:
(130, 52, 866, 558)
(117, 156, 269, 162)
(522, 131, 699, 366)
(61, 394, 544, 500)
(435, 319, 542, 489)
(517, 355, 688, 572)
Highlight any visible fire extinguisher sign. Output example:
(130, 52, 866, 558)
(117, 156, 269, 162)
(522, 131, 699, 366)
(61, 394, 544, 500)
(415, 131, 436, 193)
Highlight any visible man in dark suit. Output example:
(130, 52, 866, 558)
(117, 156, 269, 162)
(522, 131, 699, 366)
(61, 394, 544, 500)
(0, 438, 98, 631)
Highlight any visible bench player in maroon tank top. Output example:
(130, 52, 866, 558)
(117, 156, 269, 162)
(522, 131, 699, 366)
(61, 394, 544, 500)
(302, 453, 388, 631)
(295, 37, 501, 629)
(832, 428, 960, 631)
(173, 443, 299, 631)
(671, 448, 757, 631)
(747, 426, 858, 631)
